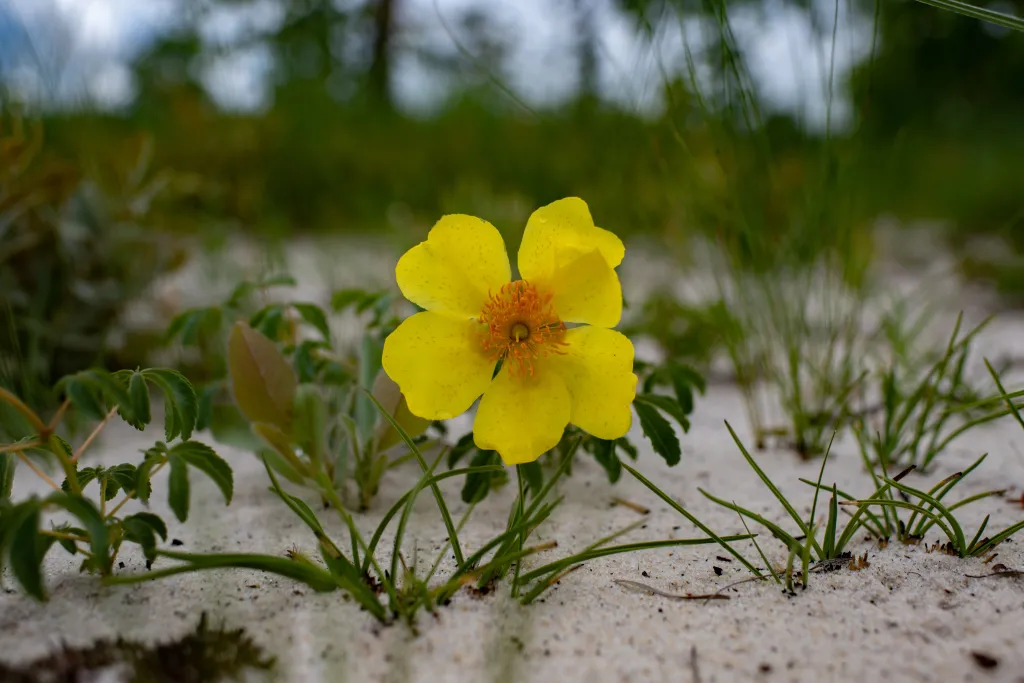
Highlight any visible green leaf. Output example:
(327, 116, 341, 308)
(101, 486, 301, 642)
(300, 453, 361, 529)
(105, 464, 138, 500)
(124, 512, 167, 541)
(125, 372, 152, 431)
(81, 369, 134, 423)
(62, 466, 99, 493)
(615, 437, 639, 461)
(168, 441, 234, 508)
(168, 456, 189, 523)
(60, 377, 107, 421)
(447, 432, 477, 468)
(461, 450, 506, 504)
(46, 493, 109, 570)
(292, 384, 327, 471)
(135, 449, 166, 504)
(0, 453, 14, 501)
(635, 394, 691, 433)
(590, 439, 622, 483)
(196, 382, 217, 432)
(122, 516, 158, 561)
(331, 288, 371, 312)
(250, 305, 287, 340)
(9, 503, 45, 599)
(227, 321, 297, 430)
(292, 303, 331, 341)
(164, 307, 222, 346)
(142, 369, 199, 442)
(635, 401, 681, 466)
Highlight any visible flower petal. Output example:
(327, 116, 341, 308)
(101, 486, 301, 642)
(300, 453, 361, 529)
(518, 197, 624, 283)
(382, 312, 495, 420)
(474, 368, 570, 466)
(542, 327, 637, 440)
(544, 248, 623, 327)
(396, 214, 511, 318)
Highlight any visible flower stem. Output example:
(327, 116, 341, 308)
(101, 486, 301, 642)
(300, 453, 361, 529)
(0, 440, 41, 454)
(16, 452, 60, 491)
(73, 406, 119, 462)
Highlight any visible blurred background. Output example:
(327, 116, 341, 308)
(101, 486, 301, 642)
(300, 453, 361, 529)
(1, 0, 1022, 410)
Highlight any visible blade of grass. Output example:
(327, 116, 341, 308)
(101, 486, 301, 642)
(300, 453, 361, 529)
(622, 461, 762, 577)
(724, 421, 823, 557)
(365, 391, 465, 566)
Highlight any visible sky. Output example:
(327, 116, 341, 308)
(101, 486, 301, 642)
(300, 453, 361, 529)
(0, 0, 872, 128)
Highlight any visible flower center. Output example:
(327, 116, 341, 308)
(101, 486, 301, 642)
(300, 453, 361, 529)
(479, 280, 566, 376)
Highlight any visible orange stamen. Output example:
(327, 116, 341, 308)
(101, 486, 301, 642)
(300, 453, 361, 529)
(479, 281, 566, 376)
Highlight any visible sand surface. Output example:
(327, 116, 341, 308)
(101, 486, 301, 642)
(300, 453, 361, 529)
(3, 239, 1024, 683)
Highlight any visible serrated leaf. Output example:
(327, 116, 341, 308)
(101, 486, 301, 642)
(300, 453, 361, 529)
(227, 321, 297, 430)
(168, 441, 233, 508)
(125, 372, 152, 431)
(292, 303, 331, 341)
(62, 466, 97, 493)
(105, 464, 138, 500)
(635, 401, 681, 466)
(142, 369, 198, 442)
(135, 451, 165, 504)
(9, 503, 45, 599)
(590, 439, 622, 483)
(78, 369, 134, 424)
(635, 394, 691, 433)
(167, 456, 189, 523)
(60, 378, 107, 421)
(50, 434, 74, 461)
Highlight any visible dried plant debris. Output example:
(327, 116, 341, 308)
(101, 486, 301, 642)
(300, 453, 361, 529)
(0, 613, 274, 683)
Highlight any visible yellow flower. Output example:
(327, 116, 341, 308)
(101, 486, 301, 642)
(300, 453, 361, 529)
(382, 197, 637, 465)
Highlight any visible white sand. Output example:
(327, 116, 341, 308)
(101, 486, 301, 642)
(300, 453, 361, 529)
(3, 241, 1024, 683)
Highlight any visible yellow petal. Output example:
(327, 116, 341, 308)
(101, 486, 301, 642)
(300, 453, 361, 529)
(545, 248, 623, 327)
(396, 214, 511, 318)
(382, 312, 495, 420)
(543, 327, 637, 440)
(518, 197, 625, 283)
(473, 368, 570, 466)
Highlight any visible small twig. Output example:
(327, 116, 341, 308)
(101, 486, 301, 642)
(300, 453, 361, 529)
(615, 579, 730, 601)
(690, 645, 702, 683)
(47, 399, 70, 432)
(965, 570, 1024, 580)
(73, 406, 119, 462)
(16, 452, 60, 491)
(0, 386, 48, 436)
(39, 529, 88, 543)
(611, 497, 650, 515)
(0, 439, 41, 454)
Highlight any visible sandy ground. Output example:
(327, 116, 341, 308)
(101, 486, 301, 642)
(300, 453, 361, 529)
(3, 239, 1024, 683)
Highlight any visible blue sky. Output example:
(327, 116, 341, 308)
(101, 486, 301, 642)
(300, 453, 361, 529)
(0, 0, 870, 128)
